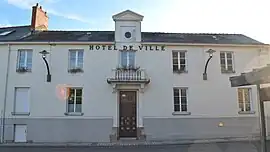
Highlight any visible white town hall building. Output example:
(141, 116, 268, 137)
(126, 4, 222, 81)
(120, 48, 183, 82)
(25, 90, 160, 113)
(0, 4, 270, 143)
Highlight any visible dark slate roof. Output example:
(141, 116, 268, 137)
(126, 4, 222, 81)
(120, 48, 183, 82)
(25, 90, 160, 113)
(0, 25, 32, 41)
(7, 30, 264, 45)
(142, 32, 263, 45)
(19, 31, 115, 42)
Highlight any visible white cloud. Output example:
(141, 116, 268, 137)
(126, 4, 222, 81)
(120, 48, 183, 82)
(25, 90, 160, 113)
(6, 0, 91, 24)
(47, 9, 92, 24)
(6, 0, 37, 9)
(140, 0, 270, 43)
(0, 23, 12, 28)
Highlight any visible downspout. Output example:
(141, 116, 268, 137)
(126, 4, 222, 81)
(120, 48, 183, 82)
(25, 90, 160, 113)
(1, 44, 11, 143)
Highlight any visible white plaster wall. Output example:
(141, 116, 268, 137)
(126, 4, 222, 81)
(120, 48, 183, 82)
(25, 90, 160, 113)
(0, 44, 9, 120)
(1, 44, 263, 121)
(141, 46, 262, 118)
(4, 44, 117, 119)
(115, 21, 141, 42)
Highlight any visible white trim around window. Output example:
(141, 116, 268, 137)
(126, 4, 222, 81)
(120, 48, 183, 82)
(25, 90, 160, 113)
(16, 49, 33, 72)
(120, 50, 136, 68)
(68, 49, 84, 73)
(65, 87, 84, 116)
(12, 87, 30, 116)
(172, 50, 188, 73)
(172, 87, 191, 115)
(237, 87, 255, 114)
(220, 51, 235, 73)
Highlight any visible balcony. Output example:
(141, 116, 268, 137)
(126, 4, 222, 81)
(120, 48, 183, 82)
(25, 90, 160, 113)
(107, 67, 150, 92)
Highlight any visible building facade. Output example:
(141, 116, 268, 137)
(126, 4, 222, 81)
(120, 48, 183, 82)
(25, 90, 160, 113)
(0, 4, 270, 143)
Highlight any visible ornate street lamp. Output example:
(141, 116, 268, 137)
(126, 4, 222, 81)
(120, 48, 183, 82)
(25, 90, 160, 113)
(203, 49, 216, 80)
(39, 50, 51, 82)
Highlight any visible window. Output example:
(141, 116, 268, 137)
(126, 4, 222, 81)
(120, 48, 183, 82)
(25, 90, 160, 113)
(238, 88, 252, 112)
(220, 52, 234, 73)
(172, 51, 187, 72)
(67, 88, 82, 113)
(68, 49, 84, 72)
(17, 49, 32, 72)
(173, 88, 188, 112)
(120, 51, 135, 68)
(0, 30, 15, 36)
(13, 87, 30, 115)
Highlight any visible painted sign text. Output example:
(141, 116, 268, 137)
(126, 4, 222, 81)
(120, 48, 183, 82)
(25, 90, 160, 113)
(89, 45, 165, 51)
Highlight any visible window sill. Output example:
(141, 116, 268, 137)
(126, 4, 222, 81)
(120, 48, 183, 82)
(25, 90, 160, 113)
(11, 112, 30, 116)
(173, 70, 188, 74)
(16, 70, 32, 73)
(64, 112, 84, 116)
(238, 111, 255, 114)
(172, 112, 191, 115)
(221, 70, 235, 74)
(68, 69, 84, 73)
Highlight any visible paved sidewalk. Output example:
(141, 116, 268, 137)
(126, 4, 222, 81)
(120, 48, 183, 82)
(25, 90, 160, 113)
(0, 137, 261, 147)
(0, 141, 267, 152)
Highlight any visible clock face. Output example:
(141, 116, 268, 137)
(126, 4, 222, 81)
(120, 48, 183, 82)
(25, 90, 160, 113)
(125, 32, 132, 39)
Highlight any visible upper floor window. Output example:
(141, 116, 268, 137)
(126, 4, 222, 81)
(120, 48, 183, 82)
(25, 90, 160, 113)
(17, 49, 32, 73)
(238, 88, 252, 113)
(67, 88, 83, 114)
(173, 88, 188, 112)
(120, 51, 135, 68)
(172, 51, 187, 73)
(220, 52, 234, 73)
(68, 49, 84, 73)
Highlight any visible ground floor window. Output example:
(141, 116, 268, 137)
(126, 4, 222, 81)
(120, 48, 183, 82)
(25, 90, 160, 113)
(67, 88, 83, 113)
(173, 88, 188, 112)
(237, 88, 252, 112)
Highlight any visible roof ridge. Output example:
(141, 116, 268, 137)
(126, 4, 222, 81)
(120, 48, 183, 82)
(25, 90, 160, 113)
(142, 32, 241, 35)
(42, 30, 114, 32)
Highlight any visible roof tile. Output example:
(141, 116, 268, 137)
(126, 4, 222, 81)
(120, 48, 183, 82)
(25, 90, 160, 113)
(1, 29, 263, 45)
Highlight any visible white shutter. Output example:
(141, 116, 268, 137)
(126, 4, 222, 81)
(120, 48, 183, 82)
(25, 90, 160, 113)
(15, 88, 30, 113)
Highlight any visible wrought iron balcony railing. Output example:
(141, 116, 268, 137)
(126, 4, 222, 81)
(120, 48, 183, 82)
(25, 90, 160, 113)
(107, 68, 150, 84)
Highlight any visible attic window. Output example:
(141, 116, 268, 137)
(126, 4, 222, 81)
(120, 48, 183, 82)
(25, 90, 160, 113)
(0, 30, 15, 36)
(212, 35, 218, 40)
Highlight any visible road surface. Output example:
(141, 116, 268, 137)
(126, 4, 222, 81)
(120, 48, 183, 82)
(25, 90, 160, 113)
(0, 141, 268, 152)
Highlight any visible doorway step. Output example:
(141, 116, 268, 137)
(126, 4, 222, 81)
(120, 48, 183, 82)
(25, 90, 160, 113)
(109, 127, 146, 142)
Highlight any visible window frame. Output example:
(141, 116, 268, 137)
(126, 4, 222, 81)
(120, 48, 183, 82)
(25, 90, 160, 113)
(12, 87, 30, 116)
(173, 87, 190, 115)
(16, 49, 33, 72)
(68, 49, 84, 72)
(66, 87, 83, 115)
(172, 50, 188, 73)
(237, 87, 254, 114)
(120, 50, 136, 68)
(220, 51, 235, 73)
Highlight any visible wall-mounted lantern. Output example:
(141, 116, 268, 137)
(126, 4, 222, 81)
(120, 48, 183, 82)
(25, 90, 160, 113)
(39, 50, 51, 82)
(203, 49, 216, 80)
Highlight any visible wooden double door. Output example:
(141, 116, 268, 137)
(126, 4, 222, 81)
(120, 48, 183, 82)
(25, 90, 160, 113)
(119, 91, 137, 138)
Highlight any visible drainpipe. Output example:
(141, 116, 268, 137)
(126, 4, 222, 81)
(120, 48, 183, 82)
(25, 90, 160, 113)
(1, 44, 11, 143)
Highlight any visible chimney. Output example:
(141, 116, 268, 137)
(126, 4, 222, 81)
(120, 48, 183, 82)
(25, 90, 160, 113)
(31, 3, 48, 31)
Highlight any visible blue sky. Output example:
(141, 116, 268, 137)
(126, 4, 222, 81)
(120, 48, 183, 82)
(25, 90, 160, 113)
(0, 0, 269, 44)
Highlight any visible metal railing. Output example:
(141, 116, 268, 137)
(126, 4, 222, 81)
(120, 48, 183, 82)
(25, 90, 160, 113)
(108, 68, 149, 82)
